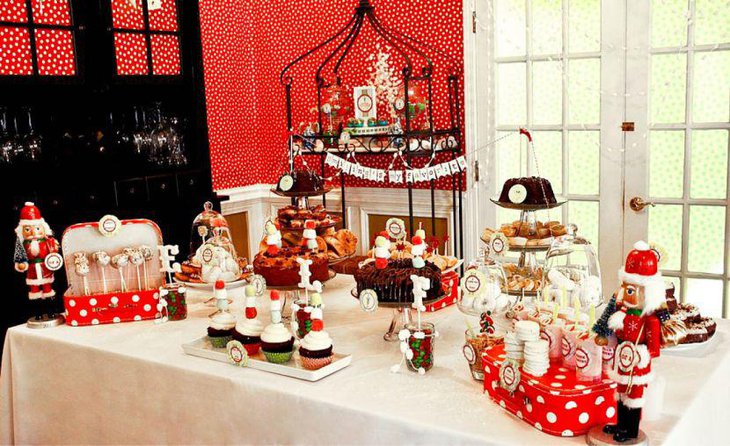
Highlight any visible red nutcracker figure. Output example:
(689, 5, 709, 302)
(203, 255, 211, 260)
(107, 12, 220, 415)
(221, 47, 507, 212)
(598, 241, 664, 443)
(13, 202, 64, 325)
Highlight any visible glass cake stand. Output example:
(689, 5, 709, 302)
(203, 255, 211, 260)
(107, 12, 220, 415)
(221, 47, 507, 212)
(490, 196, 567, 297)
(351, 288, 442, 341)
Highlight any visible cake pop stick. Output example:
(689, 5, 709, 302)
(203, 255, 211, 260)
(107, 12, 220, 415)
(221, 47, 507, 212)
(296, 257, 313, 303)
(411, 275, 430, 331)
(73, 252, 90, 296)
(92, 251, 110, 293)
(128, 248, 145, 290)
(111, 253, 129, 292)
(139, 245, 153, 289)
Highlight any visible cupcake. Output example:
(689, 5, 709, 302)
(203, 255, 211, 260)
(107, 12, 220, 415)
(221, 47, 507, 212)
(208, 311, 236, 348)
(298, 292, 334, 370)
(233, 285, 264, 355)
(261, 290, 295, 363)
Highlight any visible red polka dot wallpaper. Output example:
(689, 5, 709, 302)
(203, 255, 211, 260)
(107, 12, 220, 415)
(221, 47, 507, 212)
(199, 0, 464, 192)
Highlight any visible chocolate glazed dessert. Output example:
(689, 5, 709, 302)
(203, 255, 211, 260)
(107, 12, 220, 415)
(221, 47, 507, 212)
(498, 177, 557, 205)
(277, 169, 325, 193)
(355, 259, 443, 303)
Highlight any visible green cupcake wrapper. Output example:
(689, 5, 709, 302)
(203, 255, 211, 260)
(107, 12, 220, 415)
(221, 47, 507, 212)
(209, 335, 233, 348)
(262, 350, 294, 364)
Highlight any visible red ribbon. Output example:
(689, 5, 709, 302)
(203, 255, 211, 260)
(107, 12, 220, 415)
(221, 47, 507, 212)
(519, 128, 532, 142)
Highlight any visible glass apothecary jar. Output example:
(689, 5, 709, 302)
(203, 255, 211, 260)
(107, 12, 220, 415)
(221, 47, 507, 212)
(541, 235, 602, 309)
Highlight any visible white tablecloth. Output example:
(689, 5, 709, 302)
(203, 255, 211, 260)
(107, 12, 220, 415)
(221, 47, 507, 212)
(1, 274, 729, 445)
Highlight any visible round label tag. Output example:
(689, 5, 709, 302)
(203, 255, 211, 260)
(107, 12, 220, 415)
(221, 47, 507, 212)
(602, 345, 615, 362)
(394, 98, 405, 111)
(499, 360, 521, 393)
(44, 252, 63, 271)
(226, 340, 249, 367)
(359, 289, 378, 313)
(575, 348, 590, 370)
(561, 337, 575, 357)
(200, 245, 215, 265)
(357, 93, 373, 113)
(463, 343, 477, 365)
(278, 175, 294, 192)
(508, 184, 528, 203)
(385, 217, 406, 240)
(461, 269, 487, 298)
(540, 329, 553, 348)
(489, 233, 509, 255)
(250, 274, 267, 296)
(616, 341, 639, 373)
(98, 215, 121, 237)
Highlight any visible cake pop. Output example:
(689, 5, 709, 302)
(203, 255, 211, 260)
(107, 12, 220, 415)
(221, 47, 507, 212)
(138, 245, 153, 289)
(73, 252, 90, 296)
(374, 231, 390, 270)
(411, 234, 427, 269)
(127, 248, 145, 290)
(92, 251, 111, 293)
(111, 253, 129, 292)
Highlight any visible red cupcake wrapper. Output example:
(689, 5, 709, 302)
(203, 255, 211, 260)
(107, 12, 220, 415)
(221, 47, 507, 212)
(300, 354, 334, 370)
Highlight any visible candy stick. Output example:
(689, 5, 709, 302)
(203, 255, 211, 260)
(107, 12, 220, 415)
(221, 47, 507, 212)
(552, 300, 559, 321)
(73, 252, 90, 296)
(465, 317, 477, 338)
(111, 254, 129, 292)
(92, 251, 110, 293)
(573, 295, 581, 324)
(138, 245, 153, 289)
(410, 275, 429, 331)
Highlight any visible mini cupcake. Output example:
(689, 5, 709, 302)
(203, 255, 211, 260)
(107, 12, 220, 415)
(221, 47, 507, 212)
(261, 290, 294, 363)
(208, 311, 236, 348)
(298, 292, 334, 370)
(233, 285, 264, 355)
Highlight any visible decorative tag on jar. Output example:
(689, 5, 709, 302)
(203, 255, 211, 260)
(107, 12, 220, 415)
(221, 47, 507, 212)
(359, 289, 378, 313)
(463, 343, 477, 365)
(489, 233, 509, 255)
(499, 359, 521, 394)
(461, 269, 487, 298)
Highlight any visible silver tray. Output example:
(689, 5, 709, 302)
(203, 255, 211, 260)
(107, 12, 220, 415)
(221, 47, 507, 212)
(182, 336, 351, 382)
(490, 196, 567, 211)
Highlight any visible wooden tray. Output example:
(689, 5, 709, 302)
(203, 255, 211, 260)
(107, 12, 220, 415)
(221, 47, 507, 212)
(182, 336, 351, 382)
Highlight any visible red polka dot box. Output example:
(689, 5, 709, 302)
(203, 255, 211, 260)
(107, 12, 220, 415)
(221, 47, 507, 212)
(482, 343, 618, 437)
(60, 217, 166, 327)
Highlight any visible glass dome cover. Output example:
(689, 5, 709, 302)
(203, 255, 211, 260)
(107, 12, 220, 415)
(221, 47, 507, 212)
(190, 201, 229, 256)
(458, 257, 515, 336)
(541, 235, 602, 309)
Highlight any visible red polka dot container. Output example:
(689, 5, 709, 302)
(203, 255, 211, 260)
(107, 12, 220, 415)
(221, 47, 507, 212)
(482, 343, 618, 437)
(60, 218, 167, 327)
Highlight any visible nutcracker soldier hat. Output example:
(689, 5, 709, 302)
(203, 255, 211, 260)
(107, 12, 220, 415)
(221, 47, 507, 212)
(618, 241, 665, 315)
(15, 202, 53, 237)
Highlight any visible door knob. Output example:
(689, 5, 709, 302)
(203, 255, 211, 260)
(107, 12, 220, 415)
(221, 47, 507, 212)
(629, 196, 655, 212)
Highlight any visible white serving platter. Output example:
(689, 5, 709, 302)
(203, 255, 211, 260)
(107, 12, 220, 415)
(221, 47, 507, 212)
(661, 331, 720, 357)
(182, 336, 351, 382)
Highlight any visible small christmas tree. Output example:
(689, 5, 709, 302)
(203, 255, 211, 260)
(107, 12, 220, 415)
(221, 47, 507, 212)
(13, 237, 27, 264)
(592, 293, 617, 338)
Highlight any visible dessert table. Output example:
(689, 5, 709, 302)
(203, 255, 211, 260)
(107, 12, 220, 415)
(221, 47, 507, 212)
(1, 275, 729, 445)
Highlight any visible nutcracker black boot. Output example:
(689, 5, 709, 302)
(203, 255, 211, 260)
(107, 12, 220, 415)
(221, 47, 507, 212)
(612, 403, 639, 442)
(602, 401, 626, 435)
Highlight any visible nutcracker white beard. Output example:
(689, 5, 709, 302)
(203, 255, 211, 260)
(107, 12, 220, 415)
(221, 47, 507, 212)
(28, 240, 40, 257)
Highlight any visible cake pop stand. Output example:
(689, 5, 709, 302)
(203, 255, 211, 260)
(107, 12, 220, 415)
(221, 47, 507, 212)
(351, 288, 441, 341)
(491, 197, 567, 298)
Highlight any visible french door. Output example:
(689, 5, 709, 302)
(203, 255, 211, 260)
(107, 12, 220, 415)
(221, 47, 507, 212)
(467, 0, 730, 317)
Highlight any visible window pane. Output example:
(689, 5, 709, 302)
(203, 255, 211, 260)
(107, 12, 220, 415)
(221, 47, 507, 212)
(495, 0, 526, 57)
(693, 51, 730, 123)
(114, 32, 149, 75)
(496, 131, 525, 188)
(568, 58, 600, 124)
(568, 131, 599, 195)
(568, 200, 599, 251)
(686, 278, 723, 318)
(36, 29, 76, 76)
(688, 205, 725, 274)
(651, 0, 688, 48)
(690, 130, 728, 199)
(532, 0, 562, 55)
(649, 130, 684, 199)
(648, 204, 683, 271)
(31, 0, 71, 26)
(568, 0, 600, 53)
(530, 131, 562, 194)
(497, 63, 526, 125)
(112, 0, 145, 30)
(650, 53, 687, 124)
(149, 0, 179, 32)
(694, 0, 730, 46)
(533, 61, 562, 125)
(0, 0, 28, 23)
(0, 26, 33, 75)
(151, 34, 180, 75)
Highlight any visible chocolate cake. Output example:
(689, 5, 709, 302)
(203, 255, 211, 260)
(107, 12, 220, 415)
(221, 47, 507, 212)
(253, 246, 329, 287)
(354, 258, 443, 304)
(276, 169, 325, 193)
(498, 177, 557, 205)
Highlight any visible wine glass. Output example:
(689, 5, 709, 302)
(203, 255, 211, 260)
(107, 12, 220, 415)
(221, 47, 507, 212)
(149, 103, 171, 165)
(131, 107, 150, 156)
(0, 107, 14, 164)
(167, 117, 187, 166)
(22, 108, 42, 161)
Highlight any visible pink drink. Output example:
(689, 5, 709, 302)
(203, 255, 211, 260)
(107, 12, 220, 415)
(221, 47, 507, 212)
(561, 325, 583, 370)
(540, 321, 564, 362)
(575, 336, 603, 383)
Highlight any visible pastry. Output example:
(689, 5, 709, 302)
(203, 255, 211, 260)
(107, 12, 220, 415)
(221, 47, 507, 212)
(261, 290, 295, 363)
(233, 285, 264, 355)
(298, 292, 334, 370)
(208, 311, 236, 348)
(498, 176, 557, 205)
(550, 224, 568, 236)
